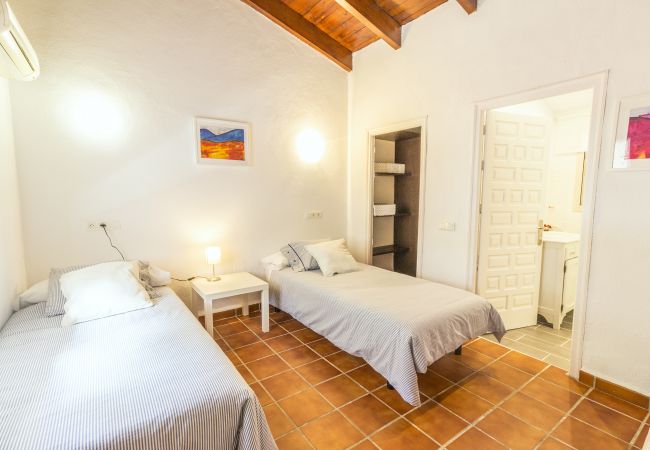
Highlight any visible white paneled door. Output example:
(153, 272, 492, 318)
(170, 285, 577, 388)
(477, 111, 550, 330)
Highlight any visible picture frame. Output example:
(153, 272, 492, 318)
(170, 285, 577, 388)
(612, 93, 650, 170)
(195, 117, 251, 165)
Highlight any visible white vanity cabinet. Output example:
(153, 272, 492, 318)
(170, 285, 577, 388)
(539, 232, 580, 329)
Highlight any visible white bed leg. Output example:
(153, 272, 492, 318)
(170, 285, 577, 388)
(261, 287, 269, 333)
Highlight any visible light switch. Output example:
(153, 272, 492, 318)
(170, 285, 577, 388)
(305, 211, 323, 219)
(439, 222, 456, 231)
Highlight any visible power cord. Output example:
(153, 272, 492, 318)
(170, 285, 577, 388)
(100, 223, 126, 261)
(172, 276, 209, 282)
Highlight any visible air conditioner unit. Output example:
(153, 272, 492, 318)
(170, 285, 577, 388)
(0, 1, 39, 81)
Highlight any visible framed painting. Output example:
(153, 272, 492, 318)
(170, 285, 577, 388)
(195, 117, 251, 165)
(613, 94, 650, 170)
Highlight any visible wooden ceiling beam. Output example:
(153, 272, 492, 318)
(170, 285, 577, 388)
(456, 0, 477, 14)
(334, 0, 401, 49)
(242, 0, 353, 71)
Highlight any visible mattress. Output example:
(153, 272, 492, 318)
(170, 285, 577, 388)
(269, 264, 506, 406)
(0, 287, 275, 450)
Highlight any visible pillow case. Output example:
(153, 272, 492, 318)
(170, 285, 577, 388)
(281, 240, 325, 272)
(45, 265, 89, 317)
(261, 251, 289, 280)
(137, 261, 163, 299)
(305, 239, 359, 277)
(19, 279, 48, 308)
(60, 261, 152, 327)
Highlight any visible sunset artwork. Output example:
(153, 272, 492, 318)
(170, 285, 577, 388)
(196, 118, 250, 165)
(626, 109, 650, 160)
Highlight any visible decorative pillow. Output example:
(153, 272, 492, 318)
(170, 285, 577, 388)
(281, 240, 325, 272)
(261, 251, 289, 280)
(45, 265, 89, 317)
(18, 279, 48, 308)
(137, 261, 162, 299)
(60, 261, 152, 327)
(304, 239, 359, 277)
(147, 264, 171, 287)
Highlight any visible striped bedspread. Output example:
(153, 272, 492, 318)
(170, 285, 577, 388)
(270, 264, 506, 407)
(0, 288, 275, 450)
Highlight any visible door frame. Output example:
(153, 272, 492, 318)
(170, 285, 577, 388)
(365, 117, 428, 277)
(467, 72, 609, 378)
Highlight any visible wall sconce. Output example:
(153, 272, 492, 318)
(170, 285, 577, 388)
(296, 128, 325, 163)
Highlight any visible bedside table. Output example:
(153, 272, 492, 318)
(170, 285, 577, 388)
(191, 272, 269, 338)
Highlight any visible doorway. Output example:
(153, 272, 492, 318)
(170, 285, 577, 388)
(469, 74, 608, 376)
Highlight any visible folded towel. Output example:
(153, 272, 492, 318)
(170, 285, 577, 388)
(375, 162, 405, 174)
(373, 204, 397, 216)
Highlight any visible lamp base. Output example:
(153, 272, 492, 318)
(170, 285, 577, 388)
(207, 276, 221, 282)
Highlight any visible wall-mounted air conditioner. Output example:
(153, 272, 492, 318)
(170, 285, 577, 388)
(0, 0, 39, 81)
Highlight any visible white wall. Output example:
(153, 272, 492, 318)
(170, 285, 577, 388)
(9, 0, 348, 302)
(349, 0, 650, 394)
(0, 78, 26, 326)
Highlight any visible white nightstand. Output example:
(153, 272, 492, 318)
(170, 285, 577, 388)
(191, 272, 269, 338)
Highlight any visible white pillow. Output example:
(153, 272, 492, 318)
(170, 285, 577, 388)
(148, 264, 171, 287)
(18, 279, 48, 308)
(304, 239, 359, 277)
(261, 252, 289, 280)
(60, 261, 152, 327)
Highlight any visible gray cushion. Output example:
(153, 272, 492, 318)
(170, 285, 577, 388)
(138, 261, 161, 299)
(44, 265, 88, 317)
(281, 241, 323, 272)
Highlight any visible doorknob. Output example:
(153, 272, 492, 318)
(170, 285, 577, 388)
(537, 220, 544, 246)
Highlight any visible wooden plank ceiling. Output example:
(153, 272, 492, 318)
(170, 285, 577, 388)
(241, 0, 477, 70)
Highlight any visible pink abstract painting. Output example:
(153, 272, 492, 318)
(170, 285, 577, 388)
(626, 111, 650, 160)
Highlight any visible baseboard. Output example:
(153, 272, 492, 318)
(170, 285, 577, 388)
(579, 370, 649, 409)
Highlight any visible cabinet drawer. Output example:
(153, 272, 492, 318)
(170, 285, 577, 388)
(564, 242, 579, 260)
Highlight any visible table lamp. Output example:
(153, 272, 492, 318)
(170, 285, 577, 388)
(205, 246, 221, 282)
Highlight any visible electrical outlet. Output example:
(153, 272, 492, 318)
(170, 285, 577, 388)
(87, 221, 122, 231)
(439, 221, 456, 231)
(304, 211, 323, 219)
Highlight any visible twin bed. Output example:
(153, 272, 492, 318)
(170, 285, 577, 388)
(0, 287, 274, 450)
(269, 263, 506, 407)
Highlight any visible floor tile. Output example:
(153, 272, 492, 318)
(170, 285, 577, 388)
(430, 357, 474, 383)
(518, 335, 571, 358)
(266, 334, 303, 353)
(326, 351, 365, 372)
(552, 416, 627, 450)
(279, 388, 333, 426)
(500, 351, 548, 374)
(261, 370, 310, 401)
(348, 364, 386, 390)
(263, 404, 295, 438)
(276, 429, 312, 450)
(223, 349, 241, 365)
(342, 394, 399, 434)
(223, 330, 260, 349)
(587, 389, 648, 421)
(371, 419, 439, 449)
(537, 437, 574, 449)
(447, 428, 507, 450)
(542, 354, 571, 371)
(301, 412, 364, 450)
(256, 324, 289, 340)
(538, 365, 589, 394)
(521, 378, 581, 412)
(234, 341, 274, 363)
(235, 364, 255, 384)
(467, 338, 509, 358)
(499, 338, 550, 360)
(247, 355, 291, 380)
(460, 372, 513, 404)
(351, 440, 378, 449)
(316, 375, 366, 407)
(281, 319, 306, 332)
(435, 387, 493, 422)
(250, 382, 273, 406)
(417, 369, 453, 397)
(280, 346, 321, 367)
(406, 400, 468, 444)
(476, 408, 546, 450)
(634, 424, 649, 449)
(500, 392, 564, 432)
(215, 321, 248, 336)
(296, 359, 341, 385)
(308, 338, 341, 356)
(373, 387, 421, 415)
(292, 328, 322, 344)
(571, 398, 641, 442)
(270, 311, 293, 323)
(519, 326, 570, 346)
(479, 360, 533, 388)
(449, 347, 494, 370)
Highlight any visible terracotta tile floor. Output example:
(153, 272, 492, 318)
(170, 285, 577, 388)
(208, 308, 649, 449)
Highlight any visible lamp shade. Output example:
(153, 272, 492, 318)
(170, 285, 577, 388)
(205, 246, 222, 265)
